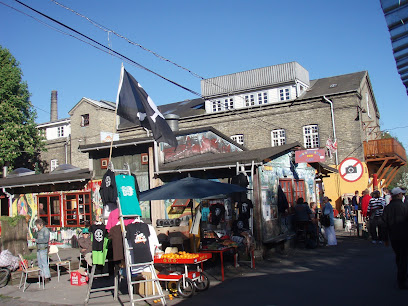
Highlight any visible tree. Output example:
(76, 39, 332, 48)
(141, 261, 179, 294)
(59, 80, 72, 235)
(0, 46, 45, 172)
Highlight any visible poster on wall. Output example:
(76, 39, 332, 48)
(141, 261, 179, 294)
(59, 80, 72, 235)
(262, 190, 271, 221)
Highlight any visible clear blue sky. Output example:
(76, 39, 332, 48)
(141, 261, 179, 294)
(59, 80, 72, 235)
(1, 0, 407, 148)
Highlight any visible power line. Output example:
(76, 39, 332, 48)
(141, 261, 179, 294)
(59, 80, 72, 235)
(12, 0, 201, 97)
(5, 0, 369, 161)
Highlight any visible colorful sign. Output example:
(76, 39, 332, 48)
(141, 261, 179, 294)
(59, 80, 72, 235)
(339, 157, 363, 182)
(295, 149, 325, 163)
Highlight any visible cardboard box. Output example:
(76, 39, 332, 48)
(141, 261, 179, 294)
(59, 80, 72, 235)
(134, 270, 160, 296)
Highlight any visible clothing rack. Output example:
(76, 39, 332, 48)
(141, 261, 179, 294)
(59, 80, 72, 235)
(114, 164, 166, 305)
(86, 163, 165, 305)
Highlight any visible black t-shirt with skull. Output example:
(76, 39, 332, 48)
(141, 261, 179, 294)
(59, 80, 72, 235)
(238, 199, 253, 221)
(210, 204, 225, 226)
(90, 224, 106, 251)
(100, 169, 118, 209)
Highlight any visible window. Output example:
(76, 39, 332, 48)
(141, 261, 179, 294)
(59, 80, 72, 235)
(271, 129, 286, 147)
(279, 88, 290, 101)
(81, 114, 89, 127)
(211, 98, 234, 112)
(38, 194, 62, 227)
(245, 94, 255, 106)
(57, 126, 64, 138)
(50, 159, 59, 171)
(64, 192, 92, 227)
(303, 125, 319, 149)
(231, 134, 244, 145)
(258, 92, 268, 104)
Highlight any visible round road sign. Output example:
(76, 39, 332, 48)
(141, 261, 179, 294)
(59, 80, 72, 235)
(339, 157, 364, 182)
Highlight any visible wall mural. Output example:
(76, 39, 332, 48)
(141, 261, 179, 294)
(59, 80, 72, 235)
(162, 131, 242, 163)
(86, 180, 103, 218)
(259, 153, 316, 242)
(12, 194, 37, 239)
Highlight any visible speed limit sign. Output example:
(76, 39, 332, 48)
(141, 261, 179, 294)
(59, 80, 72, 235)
(339, 157, 364, 182)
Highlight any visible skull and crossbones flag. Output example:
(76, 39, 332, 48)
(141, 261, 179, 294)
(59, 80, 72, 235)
(116, 66, 178, 148)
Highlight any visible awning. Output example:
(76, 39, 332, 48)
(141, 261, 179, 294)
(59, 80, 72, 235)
(0, 168, 92, 193)
(310, 162, 338, 176)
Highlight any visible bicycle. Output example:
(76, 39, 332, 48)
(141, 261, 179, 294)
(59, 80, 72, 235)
(0, 266, 11, 288)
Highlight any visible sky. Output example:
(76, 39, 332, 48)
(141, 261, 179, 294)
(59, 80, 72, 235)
(0, 0, 407, 147)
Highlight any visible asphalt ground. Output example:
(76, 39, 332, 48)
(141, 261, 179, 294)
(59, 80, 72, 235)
(0, 231, 407, 305)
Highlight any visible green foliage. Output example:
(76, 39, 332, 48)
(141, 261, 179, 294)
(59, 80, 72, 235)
(0, 45, 46, 171)
(0, 215, 26, 227)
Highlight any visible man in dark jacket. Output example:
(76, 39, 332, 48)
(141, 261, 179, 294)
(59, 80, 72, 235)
(382, 187, 408, 289)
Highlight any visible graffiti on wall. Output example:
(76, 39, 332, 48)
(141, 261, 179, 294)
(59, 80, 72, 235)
(162, 131, 242, 163)
(259, 153, 316, 242)
(86, 180, 103, 218)
(11, 194, 37, 239)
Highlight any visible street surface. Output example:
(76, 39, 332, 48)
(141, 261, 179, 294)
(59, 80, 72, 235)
(0, 232, 407, 305)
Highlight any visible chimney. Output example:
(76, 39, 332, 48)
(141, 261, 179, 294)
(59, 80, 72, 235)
(50, 90, 58, 122)
(165, 114, 179, 132)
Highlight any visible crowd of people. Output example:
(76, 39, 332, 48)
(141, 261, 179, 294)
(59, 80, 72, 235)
(294, 186, 408, 290)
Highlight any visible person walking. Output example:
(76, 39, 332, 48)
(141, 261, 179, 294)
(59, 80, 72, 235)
(367, 190, 385, 244)
(321, 196, 337, 246)
(382, 187, 408, 290)
(34, 218, 51, 282)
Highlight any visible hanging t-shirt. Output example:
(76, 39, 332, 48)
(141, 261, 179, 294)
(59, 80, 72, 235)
(210, 203, 225, 226)
(108, 225, 124, 262)
(201, 207, 210, 222)
(126, 222, 152, 263)
(100, 169, 118, 208)
(92, 237, 110, 265)
(238, 199, 253, 220)
(115, 174, 142, 216)
(89, 223, 106, 251)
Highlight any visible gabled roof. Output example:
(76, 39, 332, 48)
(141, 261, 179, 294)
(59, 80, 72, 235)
(37, 118, 70, 127)
(300, 71, 367, 100)
(68, 97, 115, 115)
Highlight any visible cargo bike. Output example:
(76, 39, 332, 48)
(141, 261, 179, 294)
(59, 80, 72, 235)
(154, 252, 212, 298)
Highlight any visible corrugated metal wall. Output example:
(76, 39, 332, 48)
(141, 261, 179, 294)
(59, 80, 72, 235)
(201, 62, 310, 97)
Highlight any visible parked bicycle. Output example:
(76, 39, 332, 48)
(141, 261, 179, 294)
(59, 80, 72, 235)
(0, 266, 11, 288)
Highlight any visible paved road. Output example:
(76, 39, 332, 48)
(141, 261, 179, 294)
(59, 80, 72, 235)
(1, 233, 407, 305)
(178, 234, 408, 306)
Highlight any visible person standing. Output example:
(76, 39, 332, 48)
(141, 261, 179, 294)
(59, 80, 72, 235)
(382, 187, 408, 289)
(383, 188, 391, 206)
(361, 189, 372, 219)
(322, 196, 337, 246)
(367, 190, 385, 244)
(34, 218, 51, 282)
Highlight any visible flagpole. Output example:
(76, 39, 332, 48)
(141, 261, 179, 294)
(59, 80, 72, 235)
(109, 63, 124, 163)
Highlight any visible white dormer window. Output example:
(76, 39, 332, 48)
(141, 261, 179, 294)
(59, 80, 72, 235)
(231, 134, 244, 145)
(280, 88, 290, 101)
(57, 126, 64, 138)
(258, 92, 268, 104)
(245, 94, 255, 106)
(212, 98, 234, 112)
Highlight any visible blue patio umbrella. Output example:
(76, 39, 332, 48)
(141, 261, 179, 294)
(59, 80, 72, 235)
(138, 177, 247, 201)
